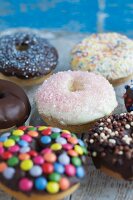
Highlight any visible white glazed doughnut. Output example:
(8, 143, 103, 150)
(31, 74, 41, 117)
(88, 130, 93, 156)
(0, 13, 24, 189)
(71, 33, 133, 84)
(35, 71, 117, 130)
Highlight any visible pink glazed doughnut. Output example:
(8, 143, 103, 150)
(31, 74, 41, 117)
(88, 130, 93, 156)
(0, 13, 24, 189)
(35, 71, 118, 133)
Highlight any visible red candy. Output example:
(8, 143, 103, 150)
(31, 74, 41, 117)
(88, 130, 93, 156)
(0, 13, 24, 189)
(2, 151, 12, 160)
(28, 150, 38, 157)
(65, 164, 76, 176)
(18, 126, 27, 131)
(42, 163, 54, 174)
(42, 128, 51, 136)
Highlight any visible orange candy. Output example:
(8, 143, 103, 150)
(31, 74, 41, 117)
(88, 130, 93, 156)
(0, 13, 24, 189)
(59, 177, 70, 190)
(68, 150, 78, 157)
(0, 142, 3, 147)
(44, 152, 57, 163)
(68, 137, 78, 145)
(0, 162, 7, 172)
(19, 153, 30, 160)
(28, 131, 39, 137)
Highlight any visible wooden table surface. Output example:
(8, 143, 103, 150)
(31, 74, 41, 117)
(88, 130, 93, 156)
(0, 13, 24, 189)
(0, 29, 132, 200)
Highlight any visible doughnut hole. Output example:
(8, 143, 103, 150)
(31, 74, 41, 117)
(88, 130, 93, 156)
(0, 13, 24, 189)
(0, 92, 6, 99)
(16, 42, 29, 51)
(69, 79, 84, 92)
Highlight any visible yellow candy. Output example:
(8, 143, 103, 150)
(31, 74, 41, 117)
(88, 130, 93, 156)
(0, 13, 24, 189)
(4, 139, 15, 148)
(74, 145, 83, 155)
(20, 159, 33, 171)
(51, 143, 62, 151)
(46, 182, 59, 194)
(38, 126, 48, 131)
(62, 130, 71, 134)
(13, 130, 24, 136)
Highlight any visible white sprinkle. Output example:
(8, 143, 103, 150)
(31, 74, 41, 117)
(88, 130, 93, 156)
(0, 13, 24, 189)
(125, 124, 130, 129)
(130, 122, 133, 126)
(92, 152, 97, 157)
(107, 118, 111, 123)
(90, 139, 94, 144)
(109, 139, 116, 144)
(99, 127, 103, 131)
(118, 151, 123, 155)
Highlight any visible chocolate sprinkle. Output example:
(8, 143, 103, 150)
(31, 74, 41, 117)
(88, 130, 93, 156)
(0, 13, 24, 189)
(0, 32, 58, 79)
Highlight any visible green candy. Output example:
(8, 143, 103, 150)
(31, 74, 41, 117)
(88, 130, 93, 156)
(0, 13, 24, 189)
(28, 127, 36, 131)
(10, 135, 20, 142)
(51, 133, 60, 139)
(7, 156, 19, 166)
(82, 146, 88, 155)
(71, 157, 81, 166)
(71, 133, 77, 138)
(49, 172, 61, 182)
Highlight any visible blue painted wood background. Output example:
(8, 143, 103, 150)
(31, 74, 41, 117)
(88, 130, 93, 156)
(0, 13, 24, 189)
(0, 0, 133, 37)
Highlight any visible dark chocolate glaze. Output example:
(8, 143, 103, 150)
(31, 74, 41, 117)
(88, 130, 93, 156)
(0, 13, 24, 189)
(86, 113, 133, 180)
(0, 32, 58, 79)
(0, 79, 31, 129)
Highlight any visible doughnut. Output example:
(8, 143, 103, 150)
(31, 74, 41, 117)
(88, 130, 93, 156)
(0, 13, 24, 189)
(71, 33, 133, 86)
(0, 125, 88, 200)
(124, 82, 133, 112)
(0, 79, 31, 132)
(0, 32, 58, 86)
(86, 113, 133, 180)
(35, 71, 118, 133)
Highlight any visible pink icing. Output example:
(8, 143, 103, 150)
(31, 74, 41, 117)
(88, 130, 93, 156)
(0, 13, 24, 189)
(35, 71, 117, 125)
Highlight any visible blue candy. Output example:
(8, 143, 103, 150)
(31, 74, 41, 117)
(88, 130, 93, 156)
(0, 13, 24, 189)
(41, 136, 51, 144)
(18, 140, 29, 147)
(54, 162, 65, 174)
(76, 166, 85, 178)
(35, 177, 47, 191)
(0, 136, 7, 142)
(56, 137, 67, 145)
(51, 127, 61, 133)
(1, 132, 11, 138)
(78, 139, 85, 147)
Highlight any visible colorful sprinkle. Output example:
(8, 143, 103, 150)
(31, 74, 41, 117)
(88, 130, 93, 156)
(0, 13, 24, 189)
(74, 145, 83, 155)
(65, 164, 76, 176)
(42, 163, 54, 174)
(54, 162, 65, 174)
(7, 156, 19, 167)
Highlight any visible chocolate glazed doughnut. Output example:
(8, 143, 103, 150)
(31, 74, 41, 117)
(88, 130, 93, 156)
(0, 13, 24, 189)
(0, 32, 58, 86)
(86, 113, 133, 180)
(0, 79, 31, 130)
